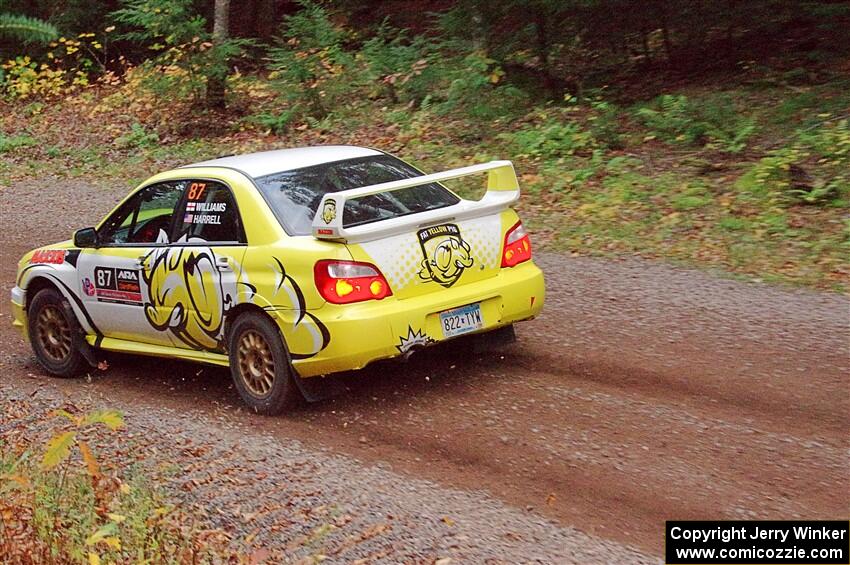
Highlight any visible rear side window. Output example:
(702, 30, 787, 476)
(173, 180, 243, 244)
(255, 155, 460, 235)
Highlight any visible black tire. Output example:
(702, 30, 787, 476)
(27, 287, 87, 378)
(227, 311, 301, 415)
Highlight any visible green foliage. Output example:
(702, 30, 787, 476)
(115, 122, 160, 149)
(436, 50, 529, 120)
(358, 22, 433, 103)
(504, 116, 600, 160)
(267, 1, 353, 119)
(743, 118, 850, 206)
(0, 13, 59, 44)
(636, 94, 756, 153)
(249, 109, 298, 134)
(0, 132, 37, 153)
(112, 0, 250, 105)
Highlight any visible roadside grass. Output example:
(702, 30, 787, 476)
(0, 408, 232, 563)
(1, 75, 847, 292)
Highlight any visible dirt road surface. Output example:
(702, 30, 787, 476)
(1, 179, 848, 562)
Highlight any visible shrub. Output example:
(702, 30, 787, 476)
(114, 122, 160, 149)
(112, 0, 250, 106)
(0, 408, 229, 562)
(435, 50, 529, 120)
(635, 93, 755, 153)
(267, 1, 353, 120)
(743, 118, 850, 206)
(0, 132, 37, 153)
(358, 22, 434, 104)
(505, 118, 598, 160)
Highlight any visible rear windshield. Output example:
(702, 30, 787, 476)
(255, 155, 460, 235)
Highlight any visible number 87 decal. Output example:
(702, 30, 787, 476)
(188, 182, 206, 200)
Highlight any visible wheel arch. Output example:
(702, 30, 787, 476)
(24, 276, 60, 312)
(225, 303, 289, 351)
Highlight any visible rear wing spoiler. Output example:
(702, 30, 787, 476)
(311, 160, 520, 243)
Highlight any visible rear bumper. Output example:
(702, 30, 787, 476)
(10, 286, 27, 339)
(284, 261, 544, 377)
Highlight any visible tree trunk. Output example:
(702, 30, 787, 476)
(533, 8, 557, 99)
(206, 0, 230, 109)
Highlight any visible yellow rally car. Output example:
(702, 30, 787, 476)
(11, 146, 545, 413)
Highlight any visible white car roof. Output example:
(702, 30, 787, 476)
(183, 145, 383, 179)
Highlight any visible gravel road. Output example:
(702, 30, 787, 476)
(1, 179, 847, 562)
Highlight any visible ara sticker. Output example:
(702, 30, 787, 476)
(417, 223, 474, 288)
(396, 326, 435, 354)
(30, 249, 67, 264)
(92, 266, 142, 305)
(321, 198, 337, 224)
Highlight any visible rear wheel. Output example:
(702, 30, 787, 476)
(27, 288, 87, 377)
(227, 312, 301, 415)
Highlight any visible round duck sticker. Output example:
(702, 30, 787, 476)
(417, 223, 474, 288)
(321, 198, 337, 224)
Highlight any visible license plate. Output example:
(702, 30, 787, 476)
(439, 303, 483, 338)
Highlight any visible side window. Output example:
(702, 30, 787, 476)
(174, 180, 243, 244)
(99, 182, 185, 245)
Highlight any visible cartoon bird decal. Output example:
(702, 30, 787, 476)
(141, 237, 234, 351)
(417, 223, 474, 288)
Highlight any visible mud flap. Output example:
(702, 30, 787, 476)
(292, 373, 348, 403)
(61, 300, 100, 368)
(472, 324, 516, 353)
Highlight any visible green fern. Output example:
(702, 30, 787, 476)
(0, 13, 60, 44)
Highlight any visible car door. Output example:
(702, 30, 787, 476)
(77, 181, 185, 346)
(146, 179, 248, 353)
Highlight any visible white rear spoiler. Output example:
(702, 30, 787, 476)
(311, 160, 520, 243)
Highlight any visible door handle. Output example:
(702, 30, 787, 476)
(133, 255, 146, 269)
(215, 256, 231, 272)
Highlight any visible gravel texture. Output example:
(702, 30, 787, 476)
(2, 178, 848, 562)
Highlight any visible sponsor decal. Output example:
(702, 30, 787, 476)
(82, 277, 95, 296)
(321, 198, 337, 224)
(92, 266, 142, 305)
(396, 326, 435, 354)
(416, 223, 474, 288)
(30, 249, 67, 265)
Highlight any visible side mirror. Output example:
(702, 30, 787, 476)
(73, 227, 99, 248)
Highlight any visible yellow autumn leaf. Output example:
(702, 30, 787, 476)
(51, 409, 81, 425)
(41, 431, 76, 469)
(82, 410, 124, 431)
(78, 441, 100, 479)
(107, 513, 126, 523)
(86, 522, 118, 547)
(88, 552, 101, 565)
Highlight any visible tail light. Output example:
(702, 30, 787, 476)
(314, 260, 393, 304)
(501, 221, 532, 268)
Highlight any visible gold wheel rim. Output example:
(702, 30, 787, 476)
(35, 304, 72, 363)
(236, 330, 275, 398)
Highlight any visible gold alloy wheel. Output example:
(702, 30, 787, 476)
(236, 329, 275, 398)
(35, 304, 72, 362)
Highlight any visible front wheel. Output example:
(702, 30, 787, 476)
(27, 288, 87, 378)
(227, 312, 301, 415)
